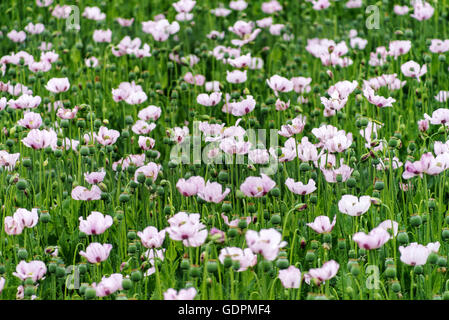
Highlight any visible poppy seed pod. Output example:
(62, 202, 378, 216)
(410, 215, 422, 227)
(385, 267, 396, 278)
(276, 258, 289, 270)
(206, 260, 218, 273)
(270, 214, 281, 225)
(397, 231, 409, 245)
(18, 248, 28, 260)
(131, 270, 142, 282)
(85, 287, 97, 299)
(305, 250, 316, 263)
(189, 266, 201, 278)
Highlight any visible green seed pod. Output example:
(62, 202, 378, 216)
(206, 260, 218, 273)
(428, 252, 438, 264)
(270, 187, 281, 197)
(310, 240, 319, 250)
(180, 259, 190, 270)
(437, 257, 447, 267)
(223, 256, 233, 268)
(18, 248, 28, 260)
(276, 258, 289, 270)
(410, 215, 422, 227)
(122, 278, 133, 290)
(346, 177, 356, 188)
(84, 287, 97, 299)
(397, 231, 409, 245)
(442, 229, 449, 241)
(189, 266, 201, 278)
(323, 233, 332, 243)
(305, 250, 316, 263)
(391, 281, 401, 293)
(414, 265, 423, 274)
(131, 270, 142, 282)
(237, 219, 247, 229)
(337, 239, 346, 250)
(218, 170, 228, 183)
(350, 263, 360, 276)
(385, 267, 396, 278)
(222, 202, 232, 213)
(374, 181, 384, 190)
(56, 266, 66, 278)
(119, 193, 130, 203)
(227, 228, 238, 238)
(24, 285, 35, 297)
(270, 214, 281, 225)
(16, 179, 28, 190)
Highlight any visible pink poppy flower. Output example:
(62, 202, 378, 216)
(304, 260, 339, 285)
(79, 211, 113, 235)
(363, 86, 396, 108)
(226, 70, 247, 84)
(164, 287, 197, 300)
(411, 0, 434, 21)
(8, 94, 41, 109)
(132, 120, 156, 135)
(84, 171, 106, 185)
(24, 23, 45, 34)
(93, 29, 112, 43)
(246, 228, 287, 261)
(12, 208, 39, 228)
(116, 17, 134, 27)
(45, 77, 70, 93)
(13, 261, 47, 282)
(82, 6, 106, 21)
(307, 215, 337, 234)
(22, 128, 57, 150)
(80, 243, 112, 264)
(266, 75, 293, 96)
(95, 126, 120, 146)
(7, 30, 26, 43)
(71, 185, 102, 201)
(285, 178, 316, 195)
(93, 273, 123, 297)
(176, 176, 205, 196)
(138, 136, 156, 150)
(197, 92, 222, 106)
(17, 112, 42, 129)
(134, 162, 162, 183)
(0, 150, 20, 171)
(399, 242, 439, 266)
(394, 5, 409, 15)
(352, 227, 391, 250)
(165, 212, 208, 247)
(278, 265, 301, 289)
(4, 216, 24, 235)
(248, 149, 270, 164)
(197, 181, 230, 203)
(240, 174, 276, 197)
(338, 195, 371, 216)
(424, 108, 449, 126)
(401, 61, 427, 82)
(418, 119, 429, 132)
(219, 247, 257, 271)
(138, 226, 166, 248)
(138, 105, 162, 121)
(184, 72, 205, 86)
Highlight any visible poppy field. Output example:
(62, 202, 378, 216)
(1, 0, 449, 301)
